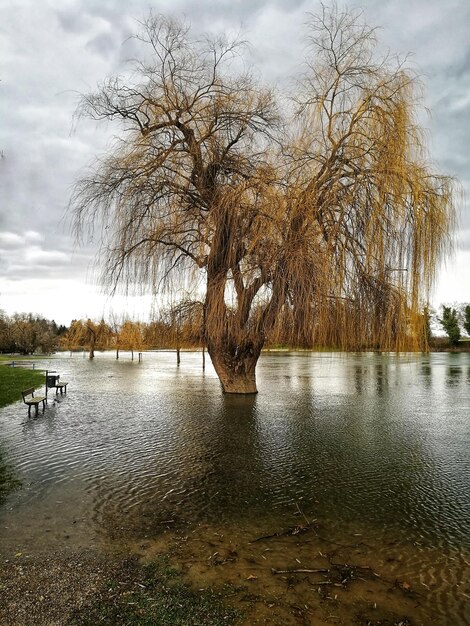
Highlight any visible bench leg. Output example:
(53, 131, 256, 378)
(42, 400, 46, 413)
(28, 404, 31, 417)
(35, 403, 39, 417)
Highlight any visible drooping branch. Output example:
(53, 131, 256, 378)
(70, 6, 457, 392)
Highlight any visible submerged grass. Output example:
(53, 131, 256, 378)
(0, 367, 45, 408)
(0, 446, 21, 505)
(69, 556, 241, 626)
(0, 367, 42, 501)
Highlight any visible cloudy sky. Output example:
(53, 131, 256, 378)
(0, 0, 469, 325)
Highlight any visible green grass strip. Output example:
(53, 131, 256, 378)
(0, 367, 46, 409)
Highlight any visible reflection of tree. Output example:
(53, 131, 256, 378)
(354, 364, 365, 394)
(90, 389, 263, 540)
(374, 360, 385, 396)
(446, 365, 462, 386)
(420, 361, 432, 389)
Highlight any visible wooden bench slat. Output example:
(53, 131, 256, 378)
(22, 388, 47, 415)
(51, 381, 68, 395)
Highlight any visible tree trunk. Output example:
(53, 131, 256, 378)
(89, 346, 94, 359)
(116, 348, 119, 359)
(204, 246, 263, 393)
(208, 341, 262, 394)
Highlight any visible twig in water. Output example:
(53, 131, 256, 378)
(251, 522, 317, 543)
(271, 567, 329, 575)
(295, 502, 311, 526)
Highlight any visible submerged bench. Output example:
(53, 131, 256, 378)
(46, 372, 69, 395)
(22, 387, 47, 416)
(53, 380, 68, 395)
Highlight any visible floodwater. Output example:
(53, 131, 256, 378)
(0, 351, 469, 623)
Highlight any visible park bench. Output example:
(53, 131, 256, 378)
(46, 372, 68, 395)
(54, 380, 68, 395)
(22, 387, 47, 416)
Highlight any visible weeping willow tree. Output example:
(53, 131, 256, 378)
(72, 5, 456, 393)
(266, 5, 457, 353)
(63, 319, 112, 359)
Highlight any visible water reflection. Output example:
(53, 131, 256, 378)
(0, 353, 468, 535)
(446, 365, 462, 386)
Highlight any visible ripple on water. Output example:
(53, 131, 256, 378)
(0, 351, 469, 623)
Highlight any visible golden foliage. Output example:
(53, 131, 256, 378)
(71, 6, 457, 390)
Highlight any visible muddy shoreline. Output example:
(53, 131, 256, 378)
(1, 515, 462, 625)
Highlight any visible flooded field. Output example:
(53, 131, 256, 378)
(0, 351, 469, 624)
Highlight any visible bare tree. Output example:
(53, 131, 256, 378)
(163, 299, 205, 366)
(72, 7, 456, 393)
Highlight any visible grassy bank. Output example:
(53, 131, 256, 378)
(0, 367, 45, 409)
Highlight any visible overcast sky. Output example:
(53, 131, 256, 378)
(1, 0, 469, 325)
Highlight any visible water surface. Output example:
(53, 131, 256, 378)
(0, 351, 469, 622)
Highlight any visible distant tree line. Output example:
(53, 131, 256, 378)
(60, 306, 204, 359)
(0, 311, 67, 355)
(57, 302, 470, 359)
(2, 301, 469, 358)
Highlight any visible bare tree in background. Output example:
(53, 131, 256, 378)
(72, 5, 456, 393)
(164, 299, 205, 366)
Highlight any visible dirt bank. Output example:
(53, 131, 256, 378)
(1, 517, 454, 626)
